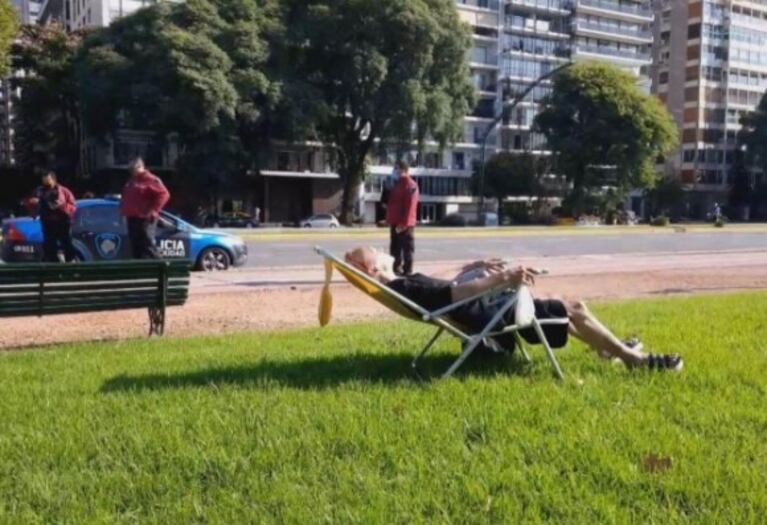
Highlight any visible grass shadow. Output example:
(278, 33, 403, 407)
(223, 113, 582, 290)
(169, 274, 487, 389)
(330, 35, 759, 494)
(100, 351, 532, 393)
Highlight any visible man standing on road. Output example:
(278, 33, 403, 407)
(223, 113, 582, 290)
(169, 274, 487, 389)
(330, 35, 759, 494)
(120, 158, 170, 259)
(32, 172, 77, 262)
(386, 160, 420, 275)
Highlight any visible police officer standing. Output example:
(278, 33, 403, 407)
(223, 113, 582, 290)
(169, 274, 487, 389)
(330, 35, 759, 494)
(32, 172, 78, 262)
(386, 160, 420, 275)
(120, 158, 171, 259)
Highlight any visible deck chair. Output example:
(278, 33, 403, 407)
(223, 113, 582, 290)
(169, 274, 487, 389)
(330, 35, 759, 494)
(315, 246, 569, 380)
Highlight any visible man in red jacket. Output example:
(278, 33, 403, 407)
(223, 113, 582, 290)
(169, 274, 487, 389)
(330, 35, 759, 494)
(31, 172, 78, 262)
(120, 158, 171, 259)
(386, 160, 420, 275)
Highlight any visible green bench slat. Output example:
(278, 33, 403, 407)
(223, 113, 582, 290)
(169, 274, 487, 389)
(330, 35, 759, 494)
(0, 291, 189, 310)
(0, 298, 187, 317)
(0, 261, 190, 323)
(0, 280, 190, 296)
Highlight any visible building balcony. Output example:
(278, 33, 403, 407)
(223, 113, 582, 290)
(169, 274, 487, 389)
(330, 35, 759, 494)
(457, 0, 501, 11)
(575, 0, 653, 23)
(572, 43, 651, 65)
(504, 20, 570, 40)
(572, 20, 652, 44)
(505, 0, 572, 16)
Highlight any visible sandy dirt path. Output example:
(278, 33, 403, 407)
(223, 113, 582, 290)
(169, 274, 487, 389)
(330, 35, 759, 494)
(2, 250, 766, 350)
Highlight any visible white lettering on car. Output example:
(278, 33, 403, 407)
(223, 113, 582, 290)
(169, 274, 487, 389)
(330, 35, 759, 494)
(156, 239, 186, 258)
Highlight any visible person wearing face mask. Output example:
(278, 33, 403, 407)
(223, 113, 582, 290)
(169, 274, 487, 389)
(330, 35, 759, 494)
(30, 172, 78, 263)
(386, 160, 420, 275)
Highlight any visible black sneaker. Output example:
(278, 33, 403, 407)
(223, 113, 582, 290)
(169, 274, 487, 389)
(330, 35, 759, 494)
(599, 337, 643, 360)
(646, 353, 684, 372)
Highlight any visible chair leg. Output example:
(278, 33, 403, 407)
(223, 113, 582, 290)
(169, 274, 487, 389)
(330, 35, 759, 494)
(514, 332, 532, 364)
(412, 328, 445, 375)
(442, 336, 483, 379)
(532, 320, 564, 380)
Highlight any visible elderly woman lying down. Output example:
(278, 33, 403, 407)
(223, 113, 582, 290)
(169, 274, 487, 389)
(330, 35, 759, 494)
(345, 247, 683, 372)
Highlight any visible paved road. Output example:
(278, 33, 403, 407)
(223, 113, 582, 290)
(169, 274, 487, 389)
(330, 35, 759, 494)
(244, 231, 767, 268)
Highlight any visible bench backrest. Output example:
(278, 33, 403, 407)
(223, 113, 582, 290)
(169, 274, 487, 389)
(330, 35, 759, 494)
(0, 261, 191, 318)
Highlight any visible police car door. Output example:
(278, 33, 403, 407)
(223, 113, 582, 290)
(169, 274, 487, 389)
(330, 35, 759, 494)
(73, 204, 131, 261)
(155, 214, 192, 261)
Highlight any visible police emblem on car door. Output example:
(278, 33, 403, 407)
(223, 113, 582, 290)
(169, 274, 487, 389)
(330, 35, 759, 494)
(95, 233, 122, 259)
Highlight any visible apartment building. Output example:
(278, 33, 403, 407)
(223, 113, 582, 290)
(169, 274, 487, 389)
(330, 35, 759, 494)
(39, 0, 161, 30)
(0, 0, 43, 166)
(359, 0, 654, 224)
(652, 0, 767, 217)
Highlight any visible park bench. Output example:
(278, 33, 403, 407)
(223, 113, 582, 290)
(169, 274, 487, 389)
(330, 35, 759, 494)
(0, 260, 190, 336)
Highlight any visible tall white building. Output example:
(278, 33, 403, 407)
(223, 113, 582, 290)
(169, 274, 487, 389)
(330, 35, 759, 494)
(357, 0, 655, 224)
(39, 0, 163, 30)
(652, 0, 767, 218)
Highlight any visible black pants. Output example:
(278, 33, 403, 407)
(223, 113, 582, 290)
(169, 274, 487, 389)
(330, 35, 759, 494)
(127, 217, 160, 259)
(41, 217, 76, 262)
(390, 226, 415, 275)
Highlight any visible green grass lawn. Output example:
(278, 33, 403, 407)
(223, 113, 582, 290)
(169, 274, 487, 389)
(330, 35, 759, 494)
(1, 293, 766, 523)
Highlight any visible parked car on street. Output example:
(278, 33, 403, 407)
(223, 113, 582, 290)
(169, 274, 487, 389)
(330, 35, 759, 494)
(301, 214, 340, 228)
(1, 199, 248, 271)
(205, 211, 259, 228)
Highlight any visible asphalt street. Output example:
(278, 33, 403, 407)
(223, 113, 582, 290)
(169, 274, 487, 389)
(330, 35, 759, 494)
(243, 231, 767, 268)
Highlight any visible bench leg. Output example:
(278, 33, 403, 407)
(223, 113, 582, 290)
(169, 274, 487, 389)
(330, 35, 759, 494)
(148, 306, 166, 337)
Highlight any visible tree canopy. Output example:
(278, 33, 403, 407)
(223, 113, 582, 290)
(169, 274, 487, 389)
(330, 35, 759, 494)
(281, 0, 476, 221)
(739, 93, 767, 176)
(0, 0, 18, 77)
(14, 24, 85, 179)
(534, 62, 678, 211)
(473, 151, 545, 200)
(78, 0, 282, 198)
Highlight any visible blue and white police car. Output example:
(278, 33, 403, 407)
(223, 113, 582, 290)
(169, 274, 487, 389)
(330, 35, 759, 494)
(1, 199, 248, 271)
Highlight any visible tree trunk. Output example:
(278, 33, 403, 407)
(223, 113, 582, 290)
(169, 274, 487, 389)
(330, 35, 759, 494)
(339, 157, 365, 225)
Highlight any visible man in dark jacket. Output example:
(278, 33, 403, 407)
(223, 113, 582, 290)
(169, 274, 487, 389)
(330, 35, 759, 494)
(120, 158, 171, 259)
(386, 160, 420, 275)
(31, 172, 77, 262)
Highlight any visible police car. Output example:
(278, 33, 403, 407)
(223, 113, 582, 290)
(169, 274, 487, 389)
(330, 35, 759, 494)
(0, 199, 248, 271)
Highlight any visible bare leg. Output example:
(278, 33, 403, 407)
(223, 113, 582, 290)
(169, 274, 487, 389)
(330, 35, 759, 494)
(566, 301, 647, 367)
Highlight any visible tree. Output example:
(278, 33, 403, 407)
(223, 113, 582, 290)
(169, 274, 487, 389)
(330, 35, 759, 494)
(472, 152, 548, 223)
(281, 0, 475, 222)
(78, 0, 281, 197)
(740, 93, 767, 171)
(0, 0, 18, 77)
(646, 175, 684, 218)
(14, 24, 85, 179)
(534, 63, 678, 213)
(473, 151, 542, 200)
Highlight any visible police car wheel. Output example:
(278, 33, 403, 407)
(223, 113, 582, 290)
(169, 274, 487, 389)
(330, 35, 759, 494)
(198, 247, 230, 272)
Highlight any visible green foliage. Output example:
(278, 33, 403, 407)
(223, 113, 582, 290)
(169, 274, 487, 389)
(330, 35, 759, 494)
(740, 93, 767, 175)
(78, 0, 281, 191)
(1, 293, 767, 522)
(282, 0, 476, 221)
(646, 175, 684, 218)
(535, 63, 678, 210)
(0, 0, 18, 77)
(474, 151, 545, 199)
(14, 24, 85, 178)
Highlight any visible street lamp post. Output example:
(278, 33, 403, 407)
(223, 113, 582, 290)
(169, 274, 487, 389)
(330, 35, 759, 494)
(476, 61, 574, 224)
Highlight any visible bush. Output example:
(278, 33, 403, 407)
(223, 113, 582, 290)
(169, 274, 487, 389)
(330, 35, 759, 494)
(651, 216, 670, 227)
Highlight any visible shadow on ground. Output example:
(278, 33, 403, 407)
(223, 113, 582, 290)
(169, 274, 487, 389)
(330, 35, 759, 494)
(100, 351, 533, 393)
